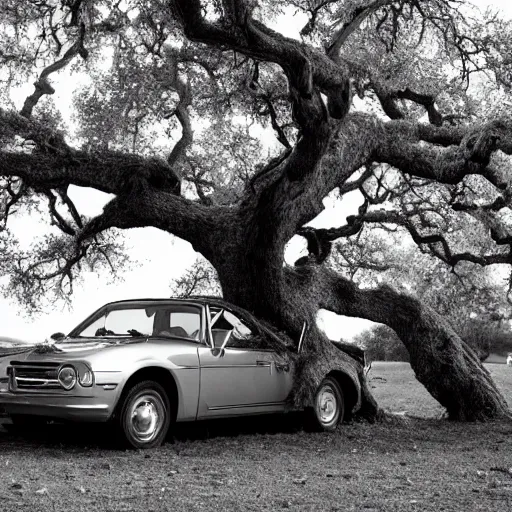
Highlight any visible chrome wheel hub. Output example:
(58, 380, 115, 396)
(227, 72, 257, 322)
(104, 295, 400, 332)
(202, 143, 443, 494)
(128, 394, 162, 443)
(316, 386, 337, 424)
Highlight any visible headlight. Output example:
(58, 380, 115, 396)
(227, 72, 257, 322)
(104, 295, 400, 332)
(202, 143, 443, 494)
(58, 366, 77, 390)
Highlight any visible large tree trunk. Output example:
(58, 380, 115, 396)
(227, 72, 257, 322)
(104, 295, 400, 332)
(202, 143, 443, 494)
(301, 265, 511, 421)
(201, 194, 511, 422)
(205, 216, 380, 420)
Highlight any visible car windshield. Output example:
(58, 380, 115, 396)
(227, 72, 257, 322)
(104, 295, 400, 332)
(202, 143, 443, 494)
(74, 304, 201, 340)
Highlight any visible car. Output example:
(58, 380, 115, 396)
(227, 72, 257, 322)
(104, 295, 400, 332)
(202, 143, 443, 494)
(0, 297, 364, 448)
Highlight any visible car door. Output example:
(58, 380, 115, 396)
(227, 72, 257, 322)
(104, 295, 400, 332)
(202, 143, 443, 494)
(197, 307, 294, 418)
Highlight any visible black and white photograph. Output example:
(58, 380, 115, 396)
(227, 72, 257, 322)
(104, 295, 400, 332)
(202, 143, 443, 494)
(1, 0, 512, 510)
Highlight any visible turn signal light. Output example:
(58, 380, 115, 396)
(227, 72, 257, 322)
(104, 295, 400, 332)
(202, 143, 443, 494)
(79, 370, 93, 387)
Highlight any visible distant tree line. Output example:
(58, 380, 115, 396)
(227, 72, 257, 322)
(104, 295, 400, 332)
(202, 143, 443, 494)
(353, 320, 512, 363)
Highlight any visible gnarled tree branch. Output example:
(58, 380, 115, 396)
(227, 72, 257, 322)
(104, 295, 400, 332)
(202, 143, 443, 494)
(344, 209, 512, 266)
(327, 0, 389, 60)
(290, 264, 512, 421)
(165, 53, 193, 171)
(171, 0, 351, 121)
(21, 22, 88, 118)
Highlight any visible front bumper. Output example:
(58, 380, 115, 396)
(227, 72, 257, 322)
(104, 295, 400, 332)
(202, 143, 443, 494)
(0, 383, 117, 422)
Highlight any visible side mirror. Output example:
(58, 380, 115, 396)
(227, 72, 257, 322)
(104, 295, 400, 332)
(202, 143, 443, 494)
(50, 332, 66, 341)
(211, 330, 232, 357)
(211, 347, 223, 357)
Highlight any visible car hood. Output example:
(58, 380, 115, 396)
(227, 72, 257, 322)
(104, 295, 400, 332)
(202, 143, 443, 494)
(0, 336, 147, 361)
(56, 336, 147, 352)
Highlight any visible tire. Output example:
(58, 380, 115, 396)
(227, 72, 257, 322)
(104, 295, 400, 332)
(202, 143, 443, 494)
(118, 380, 171, 449)
(305, 377, 344, 432)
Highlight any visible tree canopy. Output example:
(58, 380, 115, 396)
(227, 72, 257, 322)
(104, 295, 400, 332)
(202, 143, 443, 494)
(2, 0, 512, 421)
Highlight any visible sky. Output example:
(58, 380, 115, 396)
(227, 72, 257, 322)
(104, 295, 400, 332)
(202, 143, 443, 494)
(2, 0, 512, 342)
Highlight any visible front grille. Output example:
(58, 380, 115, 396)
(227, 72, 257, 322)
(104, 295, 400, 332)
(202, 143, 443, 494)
(9, 361, 61, 390)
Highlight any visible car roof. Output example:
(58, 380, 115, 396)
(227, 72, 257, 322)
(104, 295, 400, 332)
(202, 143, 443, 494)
(102, 297, 209, 307)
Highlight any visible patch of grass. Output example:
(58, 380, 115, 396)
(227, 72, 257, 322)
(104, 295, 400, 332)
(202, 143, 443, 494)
(488, 364, 512, 407)
(0, 363, 511, 512)
(368, 362, 512, 417)
(368, 362, 445, 417)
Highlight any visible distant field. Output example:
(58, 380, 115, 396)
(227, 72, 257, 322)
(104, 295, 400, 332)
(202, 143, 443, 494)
(0, 337, 32, 348)
(369, 361, 512, 417)
(486, 353, 510, 364)
(0, 362, 511, 512)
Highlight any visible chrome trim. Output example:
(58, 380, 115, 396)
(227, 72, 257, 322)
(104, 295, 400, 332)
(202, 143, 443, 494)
(16, 377, 60, 386)
(0, 391, 96, 398)
(15, 377, 58, 383)
(44, 403, 110, 410)
(127, 393, 164, 444)
(222, 347, 276, 353)
(316, 386, 337, 425)
(200, 304, 207, 346)
(9, 363, 60, 370)
(207, 401, 286, 411)
(9, 363, 61, 391)
(297, 321, 308, 354)
(201, 364, 272, 369)
(205, 304, 214, 349)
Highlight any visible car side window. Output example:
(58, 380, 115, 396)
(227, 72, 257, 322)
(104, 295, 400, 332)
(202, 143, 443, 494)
(152, 307, 201, 341)
(167, 311, 201, 340)
(209, 308, 268, 350)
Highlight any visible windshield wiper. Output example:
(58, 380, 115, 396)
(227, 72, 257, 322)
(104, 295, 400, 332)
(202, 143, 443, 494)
(127, 329, 144, 337)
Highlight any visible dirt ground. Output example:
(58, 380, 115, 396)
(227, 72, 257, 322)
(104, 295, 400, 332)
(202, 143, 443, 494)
(0, 363, 511, 512)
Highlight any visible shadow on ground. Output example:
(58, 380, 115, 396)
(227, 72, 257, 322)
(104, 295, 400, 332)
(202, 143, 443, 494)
(0, 412, 306, 450)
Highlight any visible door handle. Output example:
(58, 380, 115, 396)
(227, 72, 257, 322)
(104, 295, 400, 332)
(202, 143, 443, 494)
(256, 360, 271, 367)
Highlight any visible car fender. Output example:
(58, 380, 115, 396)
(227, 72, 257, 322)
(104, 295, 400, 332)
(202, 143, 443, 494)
(109, 359, 200, 422)
(298, 351, 362, 415)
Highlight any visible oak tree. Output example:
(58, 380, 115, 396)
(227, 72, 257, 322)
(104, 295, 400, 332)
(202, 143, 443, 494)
(1, 0, 512, 420)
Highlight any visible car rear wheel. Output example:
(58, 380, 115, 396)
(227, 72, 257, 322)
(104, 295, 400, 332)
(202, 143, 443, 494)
(118, 380, 171, 449)
(305, 377, 344, 432)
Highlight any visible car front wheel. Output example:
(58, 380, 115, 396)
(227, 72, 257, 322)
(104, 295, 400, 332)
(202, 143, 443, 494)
(118, 380, 171, 449)
(306, 377, 344, 432)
